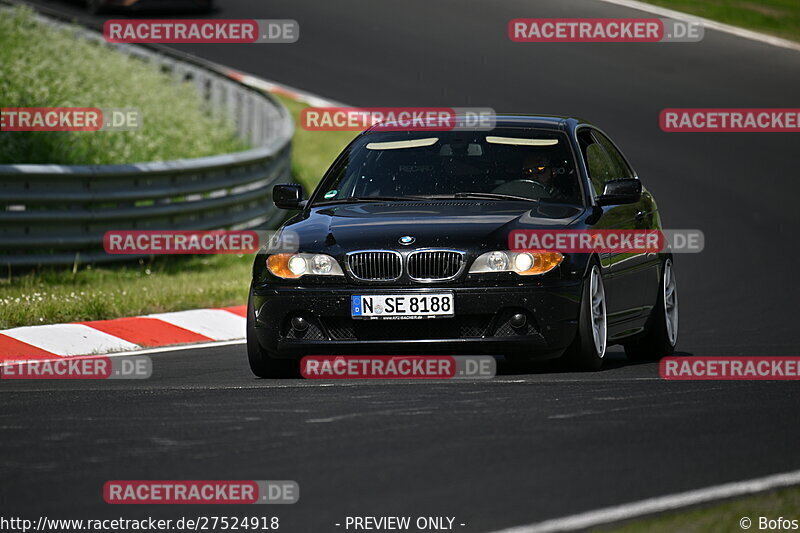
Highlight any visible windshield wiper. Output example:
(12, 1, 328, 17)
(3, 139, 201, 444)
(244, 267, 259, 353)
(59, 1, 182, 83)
(452, 192, 538, 202)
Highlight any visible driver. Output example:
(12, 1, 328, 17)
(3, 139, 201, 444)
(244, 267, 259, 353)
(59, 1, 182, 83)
(521, 155, 557, 194)
(490, 153, 565, 199)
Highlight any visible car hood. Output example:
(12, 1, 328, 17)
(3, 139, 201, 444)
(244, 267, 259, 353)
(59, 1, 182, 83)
(282, 201, 586, 252)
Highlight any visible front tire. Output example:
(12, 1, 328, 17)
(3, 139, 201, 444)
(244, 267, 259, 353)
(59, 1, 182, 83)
(561, 264, 607, 371)
(247, 292, 298, 378)
(624, 258, 678, 361)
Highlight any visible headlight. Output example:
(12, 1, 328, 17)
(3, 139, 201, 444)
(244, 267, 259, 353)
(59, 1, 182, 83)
(469, 251, 563, 276)
(288, 255, 307, 275)
(514, 252, 533, 272)
(487, 251, 508, 271)
(310, 254, 334, 274)
(267, 253, 344, 278)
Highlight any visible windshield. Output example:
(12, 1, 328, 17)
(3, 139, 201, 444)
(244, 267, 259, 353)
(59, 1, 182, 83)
(312, 128, 583, 206)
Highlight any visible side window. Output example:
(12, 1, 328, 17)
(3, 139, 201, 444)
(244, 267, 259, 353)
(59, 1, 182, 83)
(593, 130, 634, 180)
(578, 130, 615, 196)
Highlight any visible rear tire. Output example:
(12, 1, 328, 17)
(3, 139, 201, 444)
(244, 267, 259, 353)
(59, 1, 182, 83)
(624, 258, 678, 361)
(561, 263, 607, 371)
(247, 292, 298, 378)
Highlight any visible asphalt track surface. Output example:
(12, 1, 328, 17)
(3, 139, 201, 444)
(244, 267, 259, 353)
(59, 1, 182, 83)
(3, 0, 800, 531)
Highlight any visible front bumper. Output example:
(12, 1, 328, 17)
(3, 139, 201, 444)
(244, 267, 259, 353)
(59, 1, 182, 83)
(251, 282, 582, 358)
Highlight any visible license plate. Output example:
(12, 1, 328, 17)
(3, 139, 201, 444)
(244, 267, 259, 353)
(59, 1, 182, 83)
(351, 293, 454, 319)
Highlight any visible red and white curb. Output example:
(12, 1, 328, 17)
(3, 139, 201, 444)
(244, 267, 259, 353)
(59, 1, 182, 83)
(0, 306, 246, 364)
(224, 69, 347, 108)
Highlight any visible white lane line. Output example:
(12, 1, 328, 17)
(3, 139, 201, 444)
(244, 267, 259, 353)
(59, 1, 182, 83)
(146, 309, 246, 341)
(490, 468, 800, 533)
(306, 407, 434, 424)
(594, 0, 800, 53)
(1, 324, 138, 356)
(100, 338, 247, 357)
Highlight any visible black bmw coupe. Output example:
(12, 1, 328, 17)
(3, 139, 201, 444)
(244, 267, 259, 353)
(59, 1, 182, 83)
(247, 116, 678, 377)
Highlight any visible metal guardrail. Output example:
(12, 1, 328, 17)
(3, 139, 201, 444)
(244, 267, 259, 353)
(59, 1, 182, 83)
(0, 5, 295, 267)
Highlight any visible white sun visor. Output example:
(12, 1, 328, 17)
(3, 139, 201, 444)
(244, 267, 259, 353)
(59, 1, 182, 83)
(366, 138, 439, 150)
(485, 136, 559, 146)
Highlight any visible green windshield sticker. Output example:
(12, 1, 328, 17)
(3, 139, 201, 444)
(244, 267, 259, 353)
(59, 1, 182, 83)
(324, 190, 337, 199)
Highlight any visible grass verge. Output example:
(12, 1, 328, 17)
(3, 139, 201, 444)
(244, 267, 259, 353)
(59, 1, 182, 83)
(0, 256, 251, 328)
(637, 0, 800, 42)
(598, 485, 800, 533)
(0, 6, 247, 164)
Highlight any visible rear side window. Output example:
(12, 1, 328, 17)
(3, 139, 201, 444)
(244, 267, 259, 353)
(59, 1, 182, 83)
(578, 129, 634, 197)
(593, 130, 634, 180)
(579, 130, 615, 196)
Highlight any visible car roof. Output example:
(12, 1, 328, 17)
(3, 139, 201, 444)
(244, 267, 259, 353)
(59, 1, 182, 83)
(490, 114, 588, 129)
(362, 114, 590, 134)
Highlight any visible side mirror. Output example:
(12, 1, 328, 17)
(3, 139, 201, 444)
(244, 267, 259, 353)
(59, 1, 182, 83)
(596, 178, 642, 206)
(273, 184, 304, 209)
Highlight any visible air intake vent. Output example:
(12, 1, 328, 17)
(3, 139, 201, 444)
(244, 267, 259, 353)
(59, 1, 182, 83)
(378, 202, 497, 207)
(407, 250, 464, 281)
(347, 251, 402, 281)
